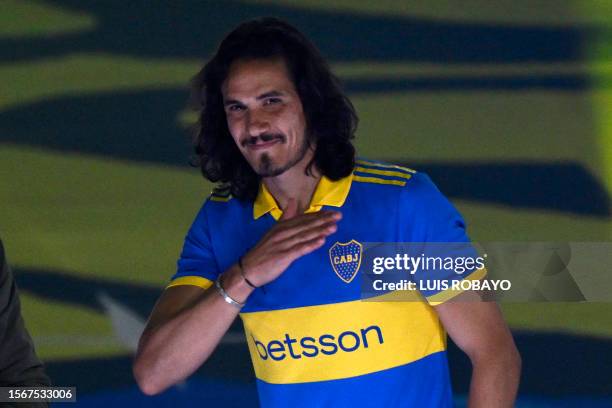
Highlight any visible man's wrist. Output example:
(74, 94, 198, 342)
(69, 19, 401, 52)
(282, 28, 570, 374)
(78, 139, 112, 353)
(221, 264, 254, 304)
(238, 256, 258, 289)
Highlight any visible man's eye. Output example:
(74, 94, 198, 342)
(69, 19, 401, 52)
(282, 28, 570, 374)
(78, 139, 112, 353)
(228, 105, 245, 112)
(264, 98, 281, 105)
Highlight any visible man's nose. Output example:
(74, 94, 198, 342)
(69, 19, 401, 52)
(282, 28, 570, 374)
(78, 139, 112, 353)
(246, 109, 270, 137)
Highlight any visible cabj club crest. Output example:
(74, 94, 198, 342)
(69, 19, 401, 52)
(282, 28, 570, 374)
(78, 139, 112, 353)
(329, 240, 363, 283)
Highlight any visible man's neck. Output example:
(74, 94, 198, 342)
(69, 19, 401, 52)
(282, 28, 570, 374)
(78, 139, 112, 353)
(262, 160, 321, 214)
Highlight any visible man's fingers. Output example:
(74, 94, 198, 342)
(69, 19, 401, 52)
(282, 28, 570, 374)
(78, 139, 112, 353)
(275, 210, 341, 237)
(281, 209, 341, 226)
(277, 221, 337, 250)
(258, 211, 330, 246)
(283, 236, 327, 259)
(280, 198, 298, 221)
(273, 216, 339, 243)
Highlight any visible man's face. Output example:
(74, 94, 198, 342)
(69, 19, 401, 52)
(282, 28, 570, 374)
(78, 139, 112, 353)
(222, 58, 310, 178)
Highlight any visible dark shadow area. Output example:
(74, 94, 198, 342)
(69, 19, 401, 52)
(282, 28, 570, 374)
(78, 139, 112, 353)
(45, 343, 254, 394)
(410, 161, 611, 217)
(15, 266, 163, 317)
(14, 266, 246, 333)
(1, 90, 609, 216)
(1, 0, 607, 64)
(0, 90, 195, 166)
(448, 330, 612, 396)
(347, 74, 596, 92)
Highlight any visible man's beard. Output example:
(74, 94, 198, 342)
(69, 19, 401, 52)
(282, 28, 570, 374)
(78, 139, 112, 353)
(256, 135, 311, 178)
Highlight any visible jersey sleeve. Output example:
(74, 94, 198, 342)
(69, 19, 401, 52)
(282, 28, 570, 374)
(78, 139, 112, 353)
(400, 172, 486, 304)
(167, 200, 220, 290)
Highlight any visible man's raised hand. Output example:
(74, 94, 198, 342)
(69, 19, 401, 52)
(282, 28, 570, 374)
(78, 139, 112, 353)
(240, 198, 341, 287)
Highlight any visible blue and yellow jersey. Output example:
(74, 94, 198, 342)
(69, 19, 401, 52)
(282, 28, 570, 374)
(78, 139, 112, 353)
(168, 159, 484, 407)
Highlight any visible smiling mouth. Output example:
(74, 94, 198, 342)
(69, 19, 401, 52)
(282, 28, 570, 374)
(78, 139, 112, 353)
(243, 134, 285, 150)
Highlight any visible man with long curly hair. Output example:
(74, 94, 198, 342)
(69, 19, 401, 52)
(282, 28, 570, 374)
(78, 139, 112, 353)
(134, 18, 520, 407)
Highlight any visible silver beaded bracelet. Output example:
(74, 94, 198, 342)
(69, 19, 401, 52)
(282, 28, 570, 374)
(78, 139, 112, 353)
(215, 276, 245, 309)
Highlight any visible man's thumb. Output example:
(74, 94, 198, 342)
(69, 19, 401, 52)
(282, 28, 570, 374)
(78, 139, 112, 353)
(280, 198, 298, 220)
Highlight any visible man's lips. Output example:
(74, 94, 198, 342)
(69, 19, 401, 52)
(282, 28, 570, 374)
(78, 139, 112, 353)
(247, 139, 281, 150)
(242, 134, 285, 151)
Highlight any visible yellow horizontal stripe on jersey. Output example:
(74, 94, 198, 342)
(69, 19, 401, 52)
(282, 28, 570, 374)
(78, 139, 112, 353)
(240, 299, 445, 384)
(426, 267, 488, 305)
(166, 276, 214, 290)
(210, 195, 231, 202)
(354, 166, 413, 180)
(352, 175, 407, 187)
(356, 160, 416, 174)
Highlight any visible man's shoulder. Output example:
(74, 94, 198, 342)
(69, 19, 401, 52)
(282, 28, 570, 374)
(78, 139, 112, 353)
(352, 158, 417, 188)
(351, 158, 449, 208)
(208, 183, 233, 203)
(352, 158, 433, 193)
(197, 183, 251, 220)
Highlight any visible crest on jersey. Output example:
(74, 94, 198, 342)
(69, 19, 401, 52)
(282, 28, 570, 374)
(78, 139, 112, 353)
(329, 240, 363, 283)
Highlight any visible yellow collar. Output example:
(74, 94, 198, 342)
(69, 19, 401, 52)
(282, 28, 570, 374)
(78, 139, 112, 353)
(253, 174, 352, 220)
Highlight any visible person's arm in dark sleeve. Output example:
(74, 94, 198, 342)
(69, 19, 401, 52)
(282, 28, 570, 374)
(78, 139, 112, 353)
(0, 240, 51, 407)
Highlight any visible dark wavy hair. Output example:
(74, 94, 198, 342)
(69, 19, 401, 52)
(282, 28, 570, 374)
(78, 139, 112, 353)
(191, 17, 357, 201)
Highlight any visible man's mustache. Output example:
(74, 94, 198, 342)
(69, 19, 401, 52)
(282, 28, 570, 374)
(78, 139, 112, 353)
(242, 133, 286, 147)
